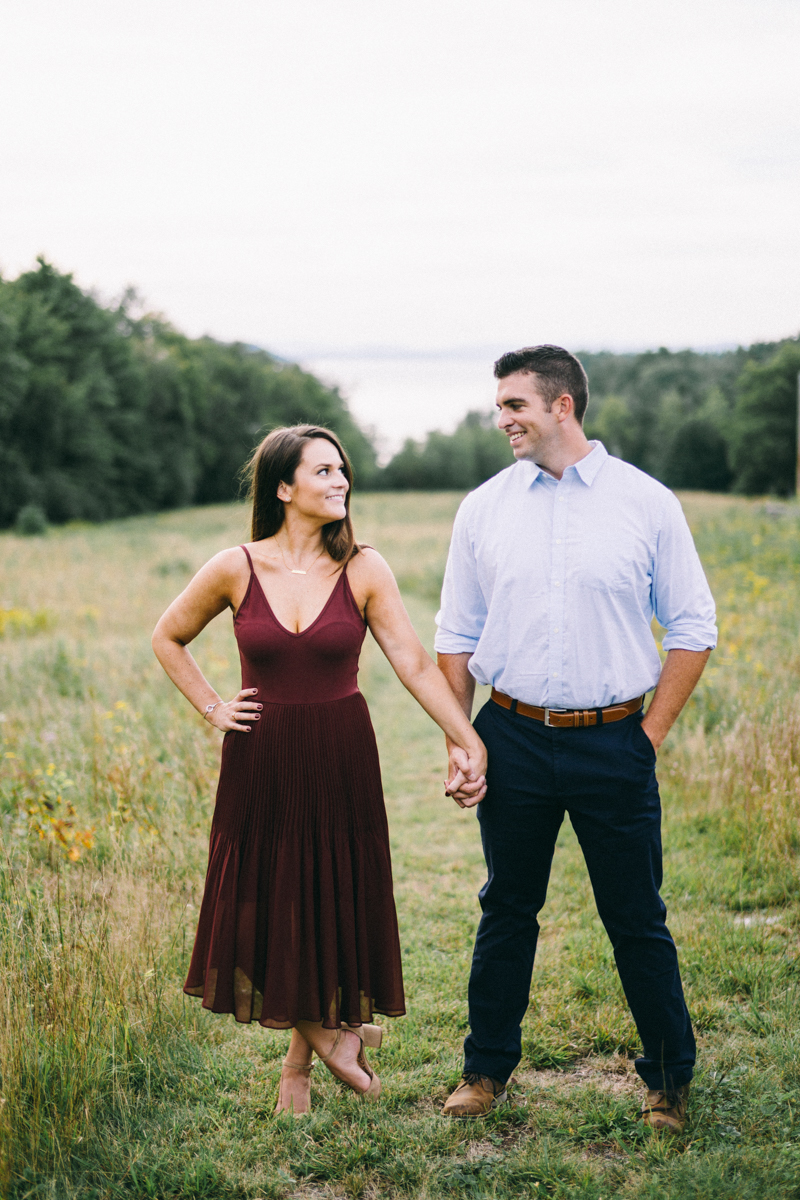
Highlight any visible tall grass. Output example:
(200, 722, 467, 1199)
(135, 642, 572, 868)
(0, 493, 798, 1198)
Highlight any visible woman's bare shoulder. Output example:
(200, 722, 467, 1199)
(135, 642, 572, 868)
(191, 545, 250, 590)
(349, 544, 392, 576)
(347, 546, 398, 602)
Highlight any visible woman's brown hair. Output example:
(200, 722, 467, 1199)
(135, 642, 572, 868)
(243, 426, 358, 563)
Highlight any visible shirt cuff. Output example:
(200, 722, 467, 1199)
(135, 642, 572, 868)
(662, 627, 718, 652)
(433, 628, 480, 655)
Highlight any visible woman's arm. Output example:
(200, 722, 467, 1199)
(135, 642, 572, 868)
(352, 550, 487, 806)
(151, 549, 261, 733)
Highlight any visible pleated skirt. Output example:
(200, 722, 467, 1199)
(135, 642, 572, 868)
(184, 692, 406, 1028)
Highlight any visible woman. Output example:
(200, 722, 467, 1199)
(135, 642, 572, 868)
(152, 425, 486, 1115)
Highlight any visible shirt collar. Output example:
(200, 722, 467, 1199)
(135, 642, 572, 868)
(520, 440, 608, 488)
(572, 441, 608, 485)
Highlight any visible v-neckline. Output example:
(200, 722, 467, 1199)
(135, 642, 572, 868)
(248, 564, 346, 637)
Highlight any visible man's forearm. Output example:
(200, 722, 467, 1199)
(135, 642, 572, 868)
(437, 652, 476, 723)
(641, 647, 712, 749)
(437, 652, 484, 807)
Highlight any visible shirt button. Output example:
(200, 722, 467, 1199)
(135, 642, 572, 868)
(554, 581, 560, 587)
(554, 627, 559, 633)
(558, 496, 565, 502)
(553, 672, 559, 677)
(555, 539, 562, 544)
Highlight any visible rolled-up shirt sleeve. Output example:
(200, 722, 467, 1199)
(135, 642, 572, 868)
(434, 498, 487, 655)
(653, 492, 718, 652)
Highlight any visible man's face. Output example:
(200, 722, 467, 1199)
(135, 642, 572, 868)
(495, 371, 559, 461)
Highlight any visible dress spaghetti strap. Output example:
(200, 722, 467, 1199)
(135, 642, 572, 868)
(240, 544, 254, 571)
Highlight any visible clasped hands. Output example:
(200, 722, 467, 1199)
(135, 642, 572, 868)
(444, 742, 488, 809)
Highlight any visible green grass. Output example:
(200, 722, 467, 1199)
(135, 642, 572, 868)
(0, 491, 799, 1199)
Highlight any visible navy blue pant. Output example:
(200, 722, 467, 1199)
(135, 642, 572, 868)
(463, 699, 695, 1091)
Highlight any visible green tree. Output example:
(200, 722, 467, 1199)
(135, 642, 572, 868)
(729, 342, 800, 496)
(0, 259, 378, 527)
(0, 258, 151, 524)
(584, 394, 636, 461)
(381, 411, 512, 490)
(662, 419, 732, 491)
(581, 348, 741, 484)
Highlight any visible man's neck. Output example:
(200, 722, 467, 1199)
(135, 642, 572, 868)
(529, 430, 593, 481)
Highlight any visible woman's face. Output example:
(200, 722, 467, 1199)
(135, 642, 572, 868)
(278, 438, 349, 523)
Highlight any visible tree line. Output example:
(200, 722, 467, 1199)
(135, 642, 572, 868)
(385, 341, 800, 495)
(0, 260, 378, 531)
(2, 260, 799, 532)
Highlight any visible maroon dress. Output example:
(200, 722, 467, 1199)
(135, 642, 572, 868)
(184, 546, 406, 1029)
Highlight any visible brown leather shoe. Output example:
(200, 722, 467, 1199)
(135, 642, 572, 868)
(640, 1084, 690, 1134)
(442, 1072, 509, 1118)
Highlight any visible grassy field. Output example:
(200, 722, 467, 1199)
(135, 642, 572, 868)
(0, 491, 799, 1200)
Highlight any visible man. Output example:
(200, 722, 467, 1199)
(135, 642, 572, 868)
(435, 345, 716, 1133)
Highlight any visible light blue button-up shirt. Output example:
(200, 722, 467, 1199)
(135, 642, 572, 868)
(434, 442, 717, 709)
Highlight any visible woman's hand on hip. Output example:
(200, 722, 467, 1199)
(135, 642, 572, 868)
(204, 688, 262, 732)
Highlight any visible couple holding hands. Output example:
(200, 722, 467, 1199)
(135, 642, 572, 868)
(153, 345, 716, 1135)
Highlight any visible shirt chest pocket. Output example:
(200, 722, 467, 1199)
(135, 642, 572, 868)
(570, 532, 651, 597)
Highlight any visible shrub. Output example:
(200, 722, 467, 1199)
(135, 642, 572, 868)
(14, 504, 48, 536)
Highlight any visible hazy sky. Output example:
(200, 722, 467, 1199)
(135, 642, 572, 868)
(1, 0, 799, 359)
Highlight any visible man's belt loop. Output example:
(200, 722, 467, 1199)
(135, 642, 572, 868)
(595, 706, 604, 726)
(510, 698, 518, 714)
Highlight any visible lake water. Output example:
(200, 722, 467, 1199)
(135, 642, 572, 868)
(301, 354, 499, 462)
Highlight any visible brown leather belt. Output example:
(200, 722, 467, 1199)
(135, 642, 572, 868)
(491, 687, 645, 729)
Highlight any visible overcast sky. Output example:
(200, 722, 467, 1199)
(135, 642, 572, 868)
(1, 0, 799, 362)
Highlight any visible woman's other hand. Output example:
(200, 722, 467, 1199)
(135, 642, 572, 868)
(205, 688, 263, 732)
(445, 744, 487, 809)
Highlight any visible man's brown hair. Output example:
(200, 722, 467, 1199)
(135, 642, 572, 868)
(494, 345, 589, 424)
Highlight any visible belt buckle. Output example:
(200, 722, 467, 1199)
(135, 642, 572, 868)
(543, 708, 567, 727)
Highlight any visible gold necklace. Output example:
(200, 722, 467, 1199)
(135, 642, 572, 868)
(275, 536, 325, 575)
